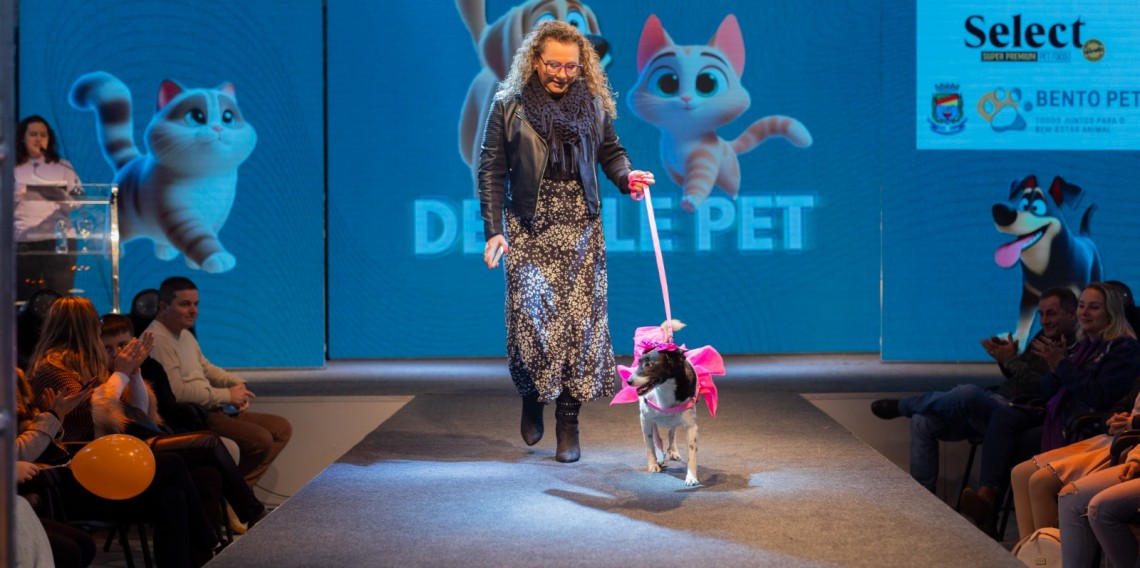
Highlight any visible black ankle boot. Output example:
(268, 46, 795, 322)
(520, 394, 545, 446)
(555, 393, 581, 463)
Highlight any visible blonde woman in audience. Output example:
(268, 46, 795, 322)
(1008, 282, 1140, 536)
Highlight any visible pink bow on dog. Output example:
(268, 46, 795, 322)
(610, 326, 725, 416)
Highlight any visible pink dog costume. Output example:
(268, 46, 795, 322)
(610, 326, 725, 415)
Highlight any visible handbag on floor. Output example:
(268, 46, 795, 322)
(1012, 527, 1062, 567)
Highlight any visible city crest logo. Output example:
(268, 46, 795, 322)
(928, 83, 967, 134)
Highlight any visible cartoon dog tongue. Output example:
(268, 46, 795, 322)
(995, 234, 1037, 268)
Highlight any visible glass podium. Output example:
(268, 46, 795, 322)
(14, 183, 121, 313)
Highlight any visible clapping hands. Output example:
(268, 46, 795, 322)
(980, 335, 1018, 363)
(112, 331, 154, 376)
(40, 385, 89, 420)
(1030, 334, 1067, 371)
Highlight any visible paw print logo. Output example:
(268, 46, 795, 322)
(977, 88, 1032, 132)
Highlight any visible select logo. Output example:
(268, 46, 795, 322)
(963, 14, 1092, 63)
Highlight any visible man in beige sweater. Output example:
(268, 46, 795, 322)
(147, 276, 292, 489)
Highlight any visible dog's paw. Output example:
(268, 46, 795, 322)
(684, 473, 700, 486)
(647, 461, 663, 473)
(667, 449, 682, 462)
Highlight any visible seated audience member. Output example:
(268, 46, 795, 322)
(15, 368, 95, 568)
(18, 460, 96, 568)
(20, 299, 220, 567)
(960, 283, 1140, 534)
(147, 276, 292, 488)
(107, 310, 241, 462)
(100, 313, 267, 532)
(1010, 383, 1140, 537)
(1057, 451, 1140, 568)
(14, 491, 56, 568)
(871, 287, 1078, 492)
(1105, 280, 1140, 335)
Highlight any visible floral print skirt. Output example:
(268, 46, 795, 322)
(504, 178, 616, 403)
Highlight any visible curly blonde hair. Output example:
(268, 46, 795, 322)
(494, 20, 617, 118)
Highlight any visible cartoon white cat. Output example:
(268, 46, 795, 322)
(70, 71, 257, 273)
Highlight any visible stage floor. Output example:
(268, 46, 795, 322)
(199, 356, 1018, 567)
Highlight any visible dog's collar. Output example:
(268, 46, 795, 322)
(644, 395, 698, 414)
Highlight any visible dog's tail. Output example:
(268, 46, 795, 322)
(1080, 203, 1096, 237)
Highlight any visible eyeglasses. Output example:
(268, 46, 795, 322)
(542, 60, 582, 76)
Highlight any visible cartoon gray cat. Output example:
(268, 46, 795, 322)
(70, 71, 257, 273)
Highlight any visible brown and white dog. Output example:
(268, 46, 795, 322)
(455, 0, 609, 177)
(624, 345, 701, 486)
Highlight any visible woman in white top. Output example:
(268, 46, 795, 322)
(14, 115, 82, 300)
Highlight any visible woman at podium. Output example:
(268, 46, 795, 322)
(14, 115, 82, 301)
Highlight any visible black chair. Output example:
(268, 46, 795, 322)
(129, 288, 160, 337)
(27, 448, 155, 568)
(956, 434, 985, 511)
(16, 288, 62, 369)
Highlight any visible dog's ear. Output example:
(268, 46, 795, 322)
(664, 349, 689, 372)
(1010, 175, 1036, 199)
(1048, 176, 1084, 209)
(481, 5, 527, 80)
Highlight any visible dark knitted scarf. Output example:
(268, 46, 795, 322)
(521, 72, 597, 178)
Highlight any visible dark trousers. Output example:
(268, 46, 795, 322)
(898, 384, 1005, 492)
(978, 404, 1043, 493)
(152, 431, 266, 524)
(41, 517, 96, 568)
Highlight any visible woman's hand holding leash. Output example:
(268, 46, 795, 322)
(628, 170, 656, 200)
(484, 234, 508, 269)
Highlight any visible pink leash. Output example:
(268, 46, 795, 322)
(642, 186, 673, 342)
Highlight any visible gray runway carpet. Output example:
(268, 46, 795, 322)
(207, 383, 1020, 567)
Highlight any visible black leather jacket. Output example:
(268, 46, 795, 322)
(478, 95, 632, 239)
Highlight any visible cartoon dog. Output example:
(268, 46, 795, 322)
(612, 325, 724, 487)
(993, 175, 1102, 346)
(455, 0, 609, 178)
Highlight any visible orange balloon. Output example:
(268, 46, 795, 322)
(70, 434, 156, 500)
